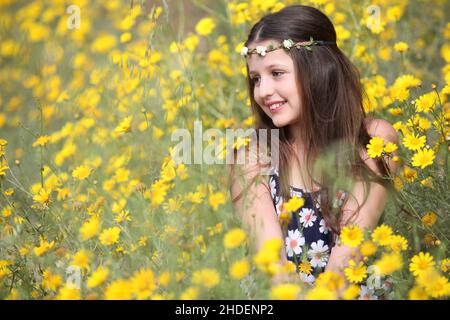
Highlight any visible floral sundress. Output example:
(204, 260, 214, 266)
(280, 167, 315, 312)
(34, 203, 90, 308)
(268, 167, 345, 284)
(268, 167, 394, 299)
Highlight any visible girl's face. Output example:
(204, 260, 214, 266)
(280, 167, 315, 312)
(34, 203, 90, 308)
(246, 39, 302, 128)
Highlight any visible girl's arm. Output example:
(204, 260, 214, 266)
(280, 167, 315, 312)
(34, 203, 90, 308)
(325, 119, 399, 274)
(229, 160, 287, 258)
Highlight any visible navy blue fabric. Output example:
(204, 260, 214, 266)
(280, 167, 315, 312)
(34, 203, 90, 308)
(268, 169, 335, 279)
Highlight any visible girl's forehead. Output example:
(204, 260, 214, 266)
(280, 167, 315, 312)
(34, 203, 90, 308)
(246, 47, 293, 71)
(247, 39, 280, 47)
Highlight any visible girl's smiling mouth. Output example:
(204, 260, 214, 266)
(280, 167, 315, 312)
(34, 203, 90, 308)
(267, 101, 287, 113)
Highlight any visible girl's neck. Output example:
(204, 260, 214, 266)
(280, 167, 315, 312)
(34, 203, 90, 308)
(287, 124, 304, 150)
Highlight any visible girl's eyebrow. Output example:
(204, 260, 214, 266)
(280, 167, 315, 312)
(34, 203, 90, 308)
(248, 64, 288, 75)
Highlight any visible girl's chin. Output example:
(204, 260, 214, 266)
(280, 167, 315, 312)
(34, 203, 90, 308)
(271, 117, 289, 128)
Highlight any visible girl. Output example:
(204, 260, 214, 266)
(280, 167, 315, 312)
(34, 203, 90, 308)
(229, 5, 398, 284)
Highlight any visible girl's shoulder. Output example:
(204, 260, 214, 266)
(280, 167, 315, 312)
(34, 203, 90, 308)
(364, 117, 398, 144)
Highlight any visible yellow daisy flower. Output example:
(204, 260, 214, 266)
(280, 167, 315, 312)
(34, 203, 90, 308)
(411, 148, 435, 169)
(366, 136, 385, 158)
(409, 252, 435, 277)
(340, 225, 364, 248)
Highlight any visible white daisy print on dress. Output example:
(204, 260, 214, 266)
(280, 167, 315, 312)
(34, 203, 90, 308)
(285, 229, 305, 257)
(290, 189, 303, 198)
(319, 219, 331, 234)
(307, 239, 329, 268)
(275, 200, 283, 216)
(269, 176, 277, 199)
(299, 208, 317, 228)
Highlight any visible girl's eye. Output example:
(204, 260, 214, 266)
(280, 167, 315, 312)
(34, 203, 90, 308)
(251, 71, 283, 84)
(251, 76, 260, 84)
(272, 71, 284, 77)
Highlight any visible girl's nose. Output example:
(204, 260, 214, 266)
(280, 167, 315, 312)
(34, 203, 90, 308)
(258, 77, 275, 99)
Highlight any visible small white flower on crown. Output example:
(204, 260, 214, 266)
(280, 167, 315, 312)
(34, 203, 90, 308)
(240, 46, 249, 57)
(283, 39, 294, 49)
(256, 45, 267, 56)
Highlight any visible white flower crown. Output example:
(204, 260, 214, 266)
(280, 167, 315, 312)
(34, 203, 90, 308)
(240, 37, 335, 57)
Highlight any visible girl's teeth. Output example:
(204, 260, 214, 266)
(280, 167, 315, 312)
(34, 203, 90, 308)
(270, 102, 285, 110)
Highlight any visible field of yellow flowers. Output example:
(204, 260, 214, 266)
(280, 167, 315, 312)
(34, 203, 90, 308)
(0, 0, 449, 300)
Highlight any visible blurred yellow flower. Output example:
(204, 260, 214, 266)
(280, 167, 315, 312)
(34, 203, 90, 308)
(394, 41, 408, 53)
(157, 271, 171, 287)
(99, 227, 121, 246)
(374, 252, 403, 275)
(32, 187, 51, 206)
(91, 33, 117, 54)
(104, 279, 133, 300)
(371, 224, 393, 246)
(0, 164, 9, 177)
(415, 92, 436, 113)
(87, 266, 109, 288)
(343, 284, 360, 300)
(115, 167, 130, 183)
(184, 34, 200, 52)
(152, 126, 164, 139)
(315, 271, 345, 292)
(32, 135, 52, 147)
(114, 116, 133, 135)
(2, 206, 13, 218)
(224, 228, 246, 249)
(120, 32, 132, 43)
(408, 286, 429, 300)
(270, 283, 300, 300)
(42, 270, 62, 291)
(180, 286, 199, 300)
(253, 239, 282, 272)
(192, 268, 220, 288)
(282, 195, 304, 212)
(420, 177, 434, 188)
(72, 165, 92, 180)
(208, 192, 227, 211)
(394, 74, 422, 89)
(55, 285, 80, 300)
(0, 39, 20, 57)
(71, 250, 91, 270)
(130, 268, 156, 300)
(402, 166, 417, 183)
(344, 260, 367, 284)
(421, 211, 437, 227)
(417, 268, 450, 298)
(387, 6, 403, 22)
(28, 23, 50, 42)
(306, 286, 337, 300)
(114, 209, 132, 223)
(384, 142, 398, 153)
(33, 237, 55, 257)
(418, 117, 431, 131)
(229, 259, 250, 280)
(0, 260, 12, 279)
(195, 17, 216, 36)
(79, 216, 101, 241)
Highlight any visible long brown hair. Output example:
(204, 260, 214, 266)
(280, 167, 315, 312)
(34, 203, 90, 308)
(232, 5, 393, 235)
